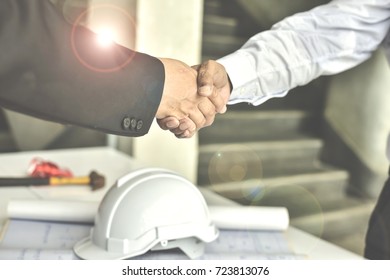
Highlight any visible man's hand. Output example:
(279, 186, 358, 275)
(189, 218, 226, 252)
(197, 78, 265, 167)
(157, 59, 231, 138)
(194, 60, 231, 112)
(156, 58, 218, 138)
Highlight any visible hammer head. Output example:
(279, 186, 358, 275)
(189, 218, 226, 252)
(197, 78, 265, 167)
(89, 171, 105, 191)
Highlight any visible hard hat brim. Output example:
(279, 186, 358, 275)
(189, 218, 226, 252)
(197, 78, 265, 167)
(74, 236, 131, 260)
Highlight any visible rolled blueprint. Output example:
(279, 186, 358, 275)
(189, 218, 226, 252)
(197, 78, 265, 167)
(7, 200, 98, 223)
(7, 200, 289, 231)
(209, 206, 289, 231)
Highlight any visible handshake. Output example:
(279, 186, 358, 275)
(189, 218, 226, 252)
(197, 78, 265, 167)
(156, 58, 231, 139)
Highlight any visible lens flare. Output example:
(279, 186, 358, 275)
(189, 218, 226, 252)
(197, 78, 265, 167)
(70, 4, 136, 73)
(207, 144, 263, 185)
(96, 28, 115, 47)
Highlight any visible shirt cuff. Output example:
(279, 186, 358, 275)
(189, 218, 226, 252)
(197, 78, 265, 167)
(218, 50, 291, 106)
(217, 52, 267, 105)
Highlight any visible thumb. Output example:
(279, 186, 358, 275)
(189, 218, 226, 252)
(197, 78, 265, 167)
(193, 63, 215, 97)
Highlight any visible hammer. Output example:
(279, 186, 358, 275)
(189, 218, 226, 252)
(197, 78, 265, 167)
(0, 171, 105, 191)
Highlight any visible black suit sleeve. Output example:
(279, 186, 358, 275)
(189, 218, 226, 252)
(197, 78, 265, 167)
(0, 0, 165, 136)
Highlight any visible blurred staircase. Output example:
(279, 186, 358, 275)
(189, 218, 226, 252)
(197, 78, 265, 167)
(198, 0, 376, 256)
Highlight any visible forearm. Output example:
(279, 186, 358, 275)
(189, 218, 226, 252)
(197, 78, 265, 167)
(0, 0, 164, 136)
(218, 0, 390, 106)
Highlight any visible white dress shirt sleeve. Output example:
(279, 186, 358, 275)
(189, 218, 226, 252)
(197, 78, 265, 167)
(218, 0, 390, 106)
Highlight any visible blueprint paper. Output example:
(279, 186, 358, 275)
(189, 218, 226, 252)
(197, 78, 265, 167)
(0, 219, 301, 260)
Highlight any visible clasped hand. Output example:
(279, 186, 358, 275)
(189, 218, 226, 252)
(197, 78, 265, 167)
(156, 58, 231, 138)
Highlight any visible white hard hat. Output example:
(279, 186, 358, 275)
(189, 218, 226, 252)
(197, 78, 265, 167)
(74, 168, 218, 260)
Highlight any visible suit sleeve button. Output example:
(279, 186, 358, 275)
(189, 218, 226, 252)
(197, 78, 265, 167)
(130, 118, 137, 130)
(122, 117, 131, 129)
(136, 120, 143, 130)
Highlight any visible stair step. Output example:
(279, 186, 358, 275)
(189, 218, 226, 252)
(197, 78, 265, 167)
(236, 0, 329, 29)
(198, 138, 324, 185)
(202, 34, 246, 57)
(199, 110, 319, 144)
(204, 0, 246, 17)
(205, 169, 350, 217)
(204, 0, 223, 16)
(291, 198, 375, 241)
(203, 15, 239, 37)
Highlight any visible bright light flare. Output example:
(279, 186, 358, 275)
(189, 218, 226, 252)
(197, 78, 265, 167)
(96, 29, 115, 47)
(71, 4, 136, 72)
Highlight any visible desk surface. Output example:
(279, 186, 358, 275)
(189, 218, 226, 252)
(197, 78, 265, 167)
(0, 147, 363, 260)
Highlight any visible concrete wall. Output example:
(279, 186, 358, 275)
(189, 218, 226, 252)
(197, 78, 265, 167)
(236, 0, 330, 29)
(132, 0, 204, 183)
